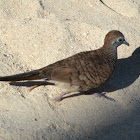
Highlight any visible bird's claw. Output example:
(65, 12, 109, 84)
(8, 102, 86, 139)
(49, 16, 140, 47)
(54, 96, 63, 102)
(94, 92, 115, 102)
(54, 92, 67, 102)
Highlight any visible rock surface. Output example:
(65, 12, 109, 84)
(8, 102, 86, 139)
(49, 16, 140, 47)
(0, 0, 140, 140)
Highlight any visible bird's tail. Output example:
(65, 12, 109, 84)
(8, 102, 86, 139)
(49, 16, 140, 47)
(0, 70, 41, 82)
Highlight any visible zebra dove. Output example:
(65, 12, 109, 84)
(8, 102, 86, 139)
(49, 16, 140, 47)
(0, 30, 129, 101)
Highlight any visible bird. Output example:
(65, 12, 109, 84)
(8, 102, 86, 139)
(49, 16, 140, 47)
(0, 30, 129, 101)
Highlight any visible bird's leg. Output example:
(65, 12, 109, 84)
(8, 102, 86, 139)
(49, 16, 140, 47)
(94, 92, 115, 101)
(54, 92, 67, 102)
(29, 82, 43, 91)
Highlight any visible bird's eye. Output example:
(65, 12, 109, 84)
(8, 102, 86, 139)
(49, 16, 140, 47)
(117, 38, 123, 42)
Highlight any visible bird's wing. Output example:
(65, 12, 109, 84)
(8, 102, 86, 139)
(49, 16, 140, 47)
(51, 66, 85, 85)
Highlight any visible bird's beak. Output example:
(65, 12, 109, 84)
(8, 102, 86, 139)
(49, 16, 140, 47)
(123, 40, 129, 46)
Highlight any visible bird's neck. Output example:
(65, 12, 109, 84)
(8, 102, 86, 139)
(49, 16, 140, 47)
(102, 44, 118, 68)
(103, 43, 118, 59)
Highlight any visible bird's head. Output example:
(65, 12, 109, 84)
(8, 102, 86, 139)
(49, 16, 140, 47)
(103, 30, 129, 49)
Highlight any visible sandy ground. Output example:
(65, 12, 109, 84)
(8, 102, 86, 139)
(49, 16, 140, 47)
(0, 0, 140, 139)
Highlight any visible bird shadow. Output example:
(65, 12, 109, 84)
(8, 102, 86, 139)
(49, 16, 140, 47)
(10, 47, 140, 99)
(10, 81, 55, 87)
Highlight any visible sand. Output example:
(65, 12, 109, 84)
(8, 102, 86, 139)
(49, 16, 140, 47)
(0, 0, 140, 139)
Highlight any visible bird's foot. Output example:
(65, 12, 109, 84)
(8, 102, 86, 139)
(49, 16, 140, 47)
(94, 92, 115, 102)
(54, 92, 67, 102)
(54, 96, 63, 102)
(29, 82, 43, 91)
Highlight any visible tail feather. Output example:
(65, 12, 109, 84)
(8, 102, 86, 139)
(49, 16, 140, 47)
(0, 70, 41, 82)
